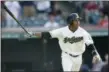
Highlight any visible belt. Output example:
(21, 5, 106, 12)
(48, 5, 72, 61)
(65, 52, 79, 57)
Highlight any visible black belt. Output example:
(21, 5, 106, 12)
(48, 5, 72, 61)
(65, 52, 79, 57)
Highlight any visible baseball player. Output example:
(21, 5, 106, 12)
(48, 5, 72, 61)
(29, 13, 102, 71)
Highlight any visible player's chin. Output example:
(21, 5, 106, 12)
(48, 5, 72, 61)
(76, 26, 79, 29)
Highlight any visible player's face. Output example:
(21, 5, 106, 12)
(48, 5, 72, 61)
(72, 19, 80, 28)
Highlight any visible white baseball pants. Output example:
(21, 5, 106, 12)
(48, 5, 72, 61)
(61, 52, 82, 71)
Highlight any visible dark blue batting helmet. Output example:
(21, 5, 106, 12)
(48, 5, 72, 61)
(67, 13, 81, 24)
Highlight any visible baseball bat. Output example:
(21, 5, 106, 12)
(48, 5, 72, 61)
(2, 3, 31, 36)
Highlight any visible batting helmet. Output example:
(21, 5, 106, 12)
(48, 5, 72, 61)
(67, 13, 81, 24)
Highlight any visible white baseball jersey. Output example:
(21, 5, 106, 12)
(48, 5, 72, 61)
(49, 26, 94, 55)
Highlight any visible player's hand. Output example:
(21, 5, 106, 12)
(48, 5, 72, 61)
(92, 54, 102, 64)
(24, 32, 42, 38)
(24, 32, 34, 38)
(94, 54, 101, 61)
(28, 32, 34, 36)
(27, 32, 42, 37)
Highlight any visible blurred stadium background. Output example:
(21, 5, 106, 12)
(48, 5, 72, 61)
(1, 1, 108, 72)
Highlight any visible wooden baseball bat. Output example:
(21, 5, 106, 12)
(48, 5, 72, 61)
(2, 3, 31, 36)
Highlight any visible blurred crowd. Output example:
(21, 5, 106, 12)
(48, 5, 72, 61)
(68, 1, 108, 27)
(1, 1, 109, 28)
(1, 1, 64, 28)
(80, 53, 108, 72)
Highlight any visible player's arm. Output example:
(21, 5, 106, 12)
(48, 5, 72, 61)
(87, 44, 99, 57)
(28, 28, 61, 39)
(84, 31, 102, 61)
(42, 32, 52, 39)
(84, 33, 96, 56)
(27, 32, 51, 39)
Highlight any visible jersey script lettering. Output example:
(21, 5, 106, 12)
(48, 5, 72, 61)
(64, 36, 83, 44)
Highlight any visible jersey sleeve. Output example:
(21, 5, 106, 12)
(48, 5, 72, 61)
(84, 31, 94, 46)
(49, 28, 62, 38)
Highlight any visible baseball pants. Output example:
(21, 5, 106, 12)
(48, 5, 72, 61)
(61, 52, 82, 71)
